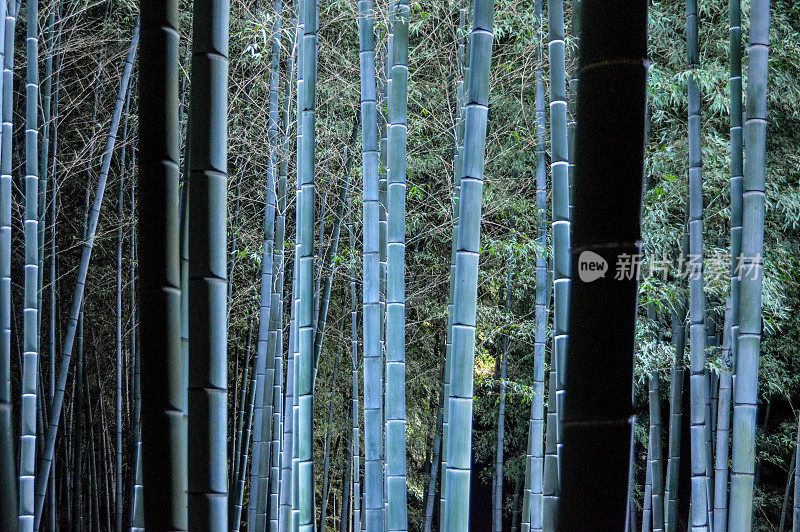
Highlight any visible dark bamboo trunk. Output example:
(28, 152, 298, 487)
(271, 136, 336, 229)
(558, 1, 648, 529)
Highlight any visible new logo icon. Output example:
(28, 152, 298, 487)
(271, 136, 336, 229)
(578, 250, 608, 283)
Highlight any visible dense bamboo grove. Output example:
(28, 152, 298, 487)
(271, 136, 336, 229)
(1, 0, 799, 530)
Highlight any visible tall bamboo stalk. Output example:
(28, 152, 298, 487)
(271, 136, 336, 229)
(19, 0, 40, 527)
(494, 261, 512, 532)
(523, 5, 547, 531)
(33, 23, 140, 527)
(136, 1, 186, 525)
(440, 3, 467, 527)
(542, 0, 570, 523)
(713, 301, 733, 529)
(46, 57, 59, 529)
(385, 0, 410, 528)
(730, 0, 771, 527)
(279, 304, 296, 531)
(115, 157, 125, 532)
(793, 420, 800, 531)
(558, 1, 647, 527)
(444, 0, 494, 528)
(186, 0, 230, 525)
(229, 328, 251, 530)
(423, 400, 442, 532)
(294, 0, 318, 527)
(348, 202, 361, 532)
(231, 332, 256, 531)
(685, 1, 709, 527)
(268, 8, 297, 530)
(358, 2, 383, 530)
(0, 0, 14, 526)
(643, 444, 653, 532)
(649, 370, 664, 531)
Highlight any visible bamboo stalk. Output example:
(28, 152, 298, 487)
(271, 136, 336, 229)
(444, 1, 495, 528)
(358, 2, 384, 530)
(0, 0, 14, 525)
(729, 0, 771, 527)
(19, 0, 40, 526)
(558, 1, 648, 527)
(542, 0, 570, 522)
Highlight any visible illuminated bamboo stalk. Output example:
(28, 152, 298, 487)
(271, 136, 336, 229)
(0, 0, 14, 523)
(543, 0, 570, 523)
(523, 3, 546, 531)
(685, 1, 709, 527)
(440, 3, 467, 527)
(385, 0, 409, 528)
(19, 0, 39, 526)
(444, 1, 494, 528)
(358, 2, 384, 530)
(729, 0, 771, 527)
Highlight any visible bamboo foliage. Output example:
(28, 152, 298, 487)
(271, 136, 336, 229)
(558, 1, 647, 527)
(730, 0, 771, 527)
(444, 0, 494, 528)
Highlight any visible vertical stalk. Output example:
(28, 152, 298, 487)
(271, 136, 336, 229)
(294, 0, 318, 526)
(0, 0, 13, 526)
(319, 346, 340, 531)
(542, 0, 570, 523)
(137, 0, 187, 525)
(649, 370, 664, 531)
(230, 332, 256, 531)
(524, 4, 546, 530)
(385, 0, 409, 528)
(558, 1, 647, 527)
(730, 0, 771, 527)
(348, 202, 361, 532)
(793, 421, 800, 531)
(186, 0, 231, 525)
(115, 152, 125, 532)
(686, 1, 709, 527)
(440, 3, 467, 527)
(19, 0, 40, 527)
(444, 0, 495, 528)
(494, 260, 512, 532)
(713, 301, 733, 529)
(358, 2, 383, 530)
